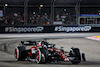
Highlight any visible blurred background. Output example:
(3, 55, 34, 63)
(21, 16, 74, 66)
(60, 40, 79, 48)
(0, 0, 100, 31)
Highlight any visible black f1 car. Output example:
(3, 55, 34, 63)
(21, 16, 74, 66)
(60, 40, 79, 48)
(15, 40, 86, 64)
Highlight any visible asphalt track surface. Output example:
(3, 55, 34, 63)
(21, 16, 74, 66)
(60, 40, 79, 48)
(0, 33, 100, 67)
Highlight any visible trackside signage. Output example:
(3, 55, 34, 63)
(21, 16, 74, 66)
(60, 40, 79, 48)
(5, 27, 44, 33)
(0, 26, 99, 33)
(55, 26, 91, 32)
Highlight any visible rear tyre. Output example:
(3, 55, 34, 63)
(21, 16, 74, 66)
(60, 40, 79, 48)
(15, 46, 26, 61)
(35, 48, 48, 64)
(71, 48, 81, 64)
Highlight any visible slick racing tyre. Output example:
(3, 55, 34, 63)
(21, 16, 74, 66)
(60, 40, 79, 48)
(70, 48, 81, 64)
(15, 46, 26, 61)
(35, 48, 48, 64)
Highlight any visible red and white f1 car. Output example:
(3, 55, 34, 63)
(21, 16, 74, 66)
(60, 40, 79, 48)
(15, 40, 86, 64)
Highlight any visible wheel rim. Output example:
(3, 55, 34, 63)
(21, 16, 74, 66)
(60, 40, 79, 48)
(36, 49, 41, 63)
(15, 47, 19, 60)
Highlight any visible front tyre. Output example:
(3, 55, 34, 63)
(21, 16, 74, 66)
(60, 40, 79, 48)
(70, 48, 81, 64)
(35, 48, 48, 64)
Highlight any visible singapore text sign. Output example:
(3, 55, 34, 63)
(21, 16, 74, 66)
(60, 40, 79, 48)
(5, 27, 44, 33)
(55, 26, 91, 32)
(0, 26, 99, 33)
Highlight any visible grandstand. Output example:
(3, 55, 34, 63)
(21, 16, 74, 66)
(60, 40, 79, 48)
(0, 0, 100, 33)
